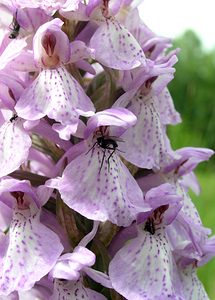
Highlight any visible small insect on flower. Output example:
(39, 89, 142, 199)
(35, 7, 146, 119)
(86, 126, 124, 172)
(9, 11, 20, 39)
(10, 114, 18, 122)
(97, 135, 119, 171)
(144, 218, 155, 235)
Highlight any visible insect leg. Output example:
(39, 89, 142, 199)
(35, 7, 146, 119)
(99, 149, 106, 173)
(107, 149, 115, 172)
(85, 142, 97, 155)
(116, 149, 125, 154)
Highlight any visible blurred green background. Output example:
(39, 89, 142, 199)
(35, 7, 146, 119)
(168, 30, 215, 299)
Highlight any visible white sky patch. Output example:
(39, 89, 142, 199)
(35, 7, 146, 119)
(138, 0, 215, 50)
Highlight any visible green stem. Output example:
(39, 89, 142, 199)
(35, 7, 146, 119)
(56, 195, 82, 248)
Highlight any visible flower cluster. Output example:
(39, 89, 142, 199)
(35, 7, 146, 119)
(0, 0, 213, 299)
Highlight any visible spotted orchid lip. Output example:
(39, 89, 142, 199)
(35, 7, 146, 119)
(46, 140, 149, 227)
(15, 66, 95, 132)
(90, 19, 146, 70)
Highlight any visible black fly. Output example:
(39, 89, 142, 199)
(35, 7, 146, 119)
(96, 136, 118, 171)
(9, 11, 20, 39)
(10, 114, 18, 122)
(86, 126, 125, 172)
(144, 218, 155, 235)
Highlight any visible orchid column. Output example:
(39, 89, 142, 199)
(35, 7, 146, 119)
(0, 1, 213, 299)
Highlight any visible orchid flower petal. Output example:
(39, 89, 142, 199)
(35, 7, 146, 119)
(0, 208, 63, 295)
(109, 226, 183, 299)
(90, 19, 146, 70)
(50, 279, 107, 300)
(0, 118, 31, 178)
(15, 67, 95, 129)
(47, 142, 148, 226)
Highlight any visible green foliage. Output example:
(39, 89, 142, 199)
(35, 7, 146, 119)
(168, 30, 215, 168)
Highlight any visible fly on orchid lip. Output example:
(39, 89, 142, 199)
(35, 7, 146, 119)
(9, 11, 20, 39)
(86, 135, 119, 173)
(86, 127, 125, 173)
(97, 135, 119, 172)
(144, 218, 155, 235)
